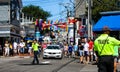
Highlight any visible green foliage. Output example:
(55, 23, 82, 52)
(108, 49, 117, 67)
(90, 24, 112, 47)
(92, 0, 120, 23)
(22, 5, 52, 21)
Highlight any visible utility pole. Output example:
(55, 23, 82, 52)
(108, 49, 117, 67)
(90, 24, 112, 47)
(8, 1, 11, 24)
(69, 0, 76, 45)
(87, 0, 93, 39)
(73, 6, 76, 45)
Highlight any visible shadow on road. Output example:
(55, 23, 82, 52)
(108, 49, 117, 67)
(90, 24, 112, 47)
(18, 63, 52, 66)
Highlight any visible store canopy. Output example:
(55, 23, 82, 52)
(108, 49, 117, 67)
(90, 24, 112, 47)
(93, 15, 120, 31)
(25, 37, 34, 40)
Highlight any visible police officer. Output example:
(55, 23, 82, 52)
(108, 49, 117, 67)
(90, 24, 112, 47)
(94, 26, 120, 72)
(32, 39, 39, 64)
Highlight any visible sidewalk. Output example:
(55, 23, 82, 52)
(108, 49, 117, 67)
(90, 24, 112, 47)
(80, 62, 120, 72)
(0, 54, 32, 59)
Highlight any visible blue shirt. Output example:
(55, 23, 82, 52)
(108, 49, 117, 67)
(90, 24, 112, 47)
(74, 45, 78, 51)
(68, 45, 73, 52)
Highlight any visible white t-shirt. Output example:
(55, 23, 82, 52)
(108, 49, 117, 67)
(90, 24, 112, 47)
(19, 42, 25, 48)
(84, 42, 89, 51)
(13, 42, 18, 49)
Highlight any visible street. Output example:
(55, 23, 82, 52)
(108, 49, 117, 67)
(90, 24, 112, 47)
(0, 56, 120, 72)
(0, 56, 96, 72)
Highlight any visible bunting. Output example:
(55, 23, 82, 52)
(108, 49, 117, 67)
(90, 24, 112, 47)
(68, 17, 77, 24)
(50, 20, 53, 30)
(34, 18, 68, 31)
(39, 19, 43, 31)
(35, 19, 39, 26)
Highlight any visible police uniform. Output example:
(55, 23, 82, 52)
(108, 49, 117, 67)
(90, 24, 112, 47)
(32, 41, 39, 64)
(94, 26, 120, 72)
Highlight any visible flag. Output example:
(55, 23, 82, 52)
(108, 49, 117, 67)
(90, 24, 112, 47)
(58, 19, 63, 24)
(42, 21, 46, 30)
(35, 19, 39, 26)
(47, 20, 51, 30)
(66, 23, 68, 32)
(39, 19, 43, 31)
(54, 20, 59, 25)
(50, 20, 53, 30)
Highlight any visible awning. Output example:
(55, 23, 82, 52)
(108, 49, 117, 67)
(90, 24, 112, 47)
(24, 37, 34, 40)
(93, 15, 120, 31)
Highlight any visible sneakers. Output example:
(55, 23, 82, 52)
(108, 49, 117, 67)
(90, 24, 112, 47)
(81, 61, 84, 64)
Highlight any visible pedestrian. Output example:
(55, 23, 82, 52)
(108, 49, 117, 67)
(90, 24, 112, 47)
(88, 38, 94, 62)
(13, 41, 18, 56)
(113, 46, 120, 72)
(19, 39, 25, 54)
(94, 26, 120, 72)
(78, 38, 84, 64)
(9, 42, 13, 56)
(73, 43, 78, 57)
(68, 44, 73, 58)
(4, 40, 10, 57)
(31, 39, 39, 64)
(28, 42, 32, 57)
(64, 43, 68, 57)
(83, 38, 89, 64)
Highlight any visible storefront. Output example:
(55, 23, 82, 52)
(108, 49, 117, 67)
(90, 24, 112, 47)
(93, 11, 120, 39)
(0, 25, 21, 47)
(93, 15, 120, 31)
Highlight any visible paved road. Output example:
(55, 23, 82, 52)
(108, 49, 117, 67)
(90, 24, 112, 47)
(0, 56, 120, 72)
(0, 56, 78, 72)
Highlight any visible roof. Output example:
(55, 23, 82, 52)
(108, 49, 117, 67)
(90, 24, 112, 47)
(100, 11, 120, 16)
(93, 15, 120, 31)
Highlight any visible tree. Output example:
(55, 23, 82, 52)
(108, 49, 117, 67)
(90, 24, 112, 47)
(92, 0, 120, 23)
(22, 5, 52, 20)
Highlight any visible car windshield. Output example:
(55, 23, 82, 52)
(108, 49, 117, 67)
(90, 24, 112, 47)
(47, 46, 59, 49)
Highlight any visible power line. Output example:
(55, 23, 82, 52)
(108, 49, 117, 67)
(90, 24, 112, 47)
(75, 0, 85, 11)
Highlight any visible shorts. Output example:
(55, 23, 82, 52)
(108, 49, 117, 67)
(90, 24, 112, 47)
(84, 51, 89, 56)
(89, 51, 93, 55)
(20, 48, 25, 53)
(79, 50, 84, 56)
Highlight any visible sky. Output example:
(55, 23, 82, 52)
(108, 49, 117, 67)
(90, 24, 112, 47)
(22, 0, 73, 22)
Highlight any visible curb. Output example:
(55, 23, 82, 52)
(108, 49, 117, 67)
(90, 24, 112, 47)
(0, 56, 31, 59)
(17, 56, 31, 58)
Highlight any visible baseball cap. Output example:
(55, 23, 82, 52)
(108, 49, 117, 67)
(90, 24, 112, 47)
(102, 26, 111, 31)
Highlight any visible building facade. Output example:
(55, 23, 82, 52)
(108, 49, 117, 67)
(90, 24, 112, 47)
(0, 0, 22, 46)
(75, 0, 86, 18)
(74, 0, 87, 38)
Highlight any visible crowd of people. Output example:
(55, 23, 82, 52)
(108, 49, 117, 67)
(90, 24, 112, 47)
(0, 39, 52, 57)
(62, 37, 96, 64)
(1, 39, 27, 57)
